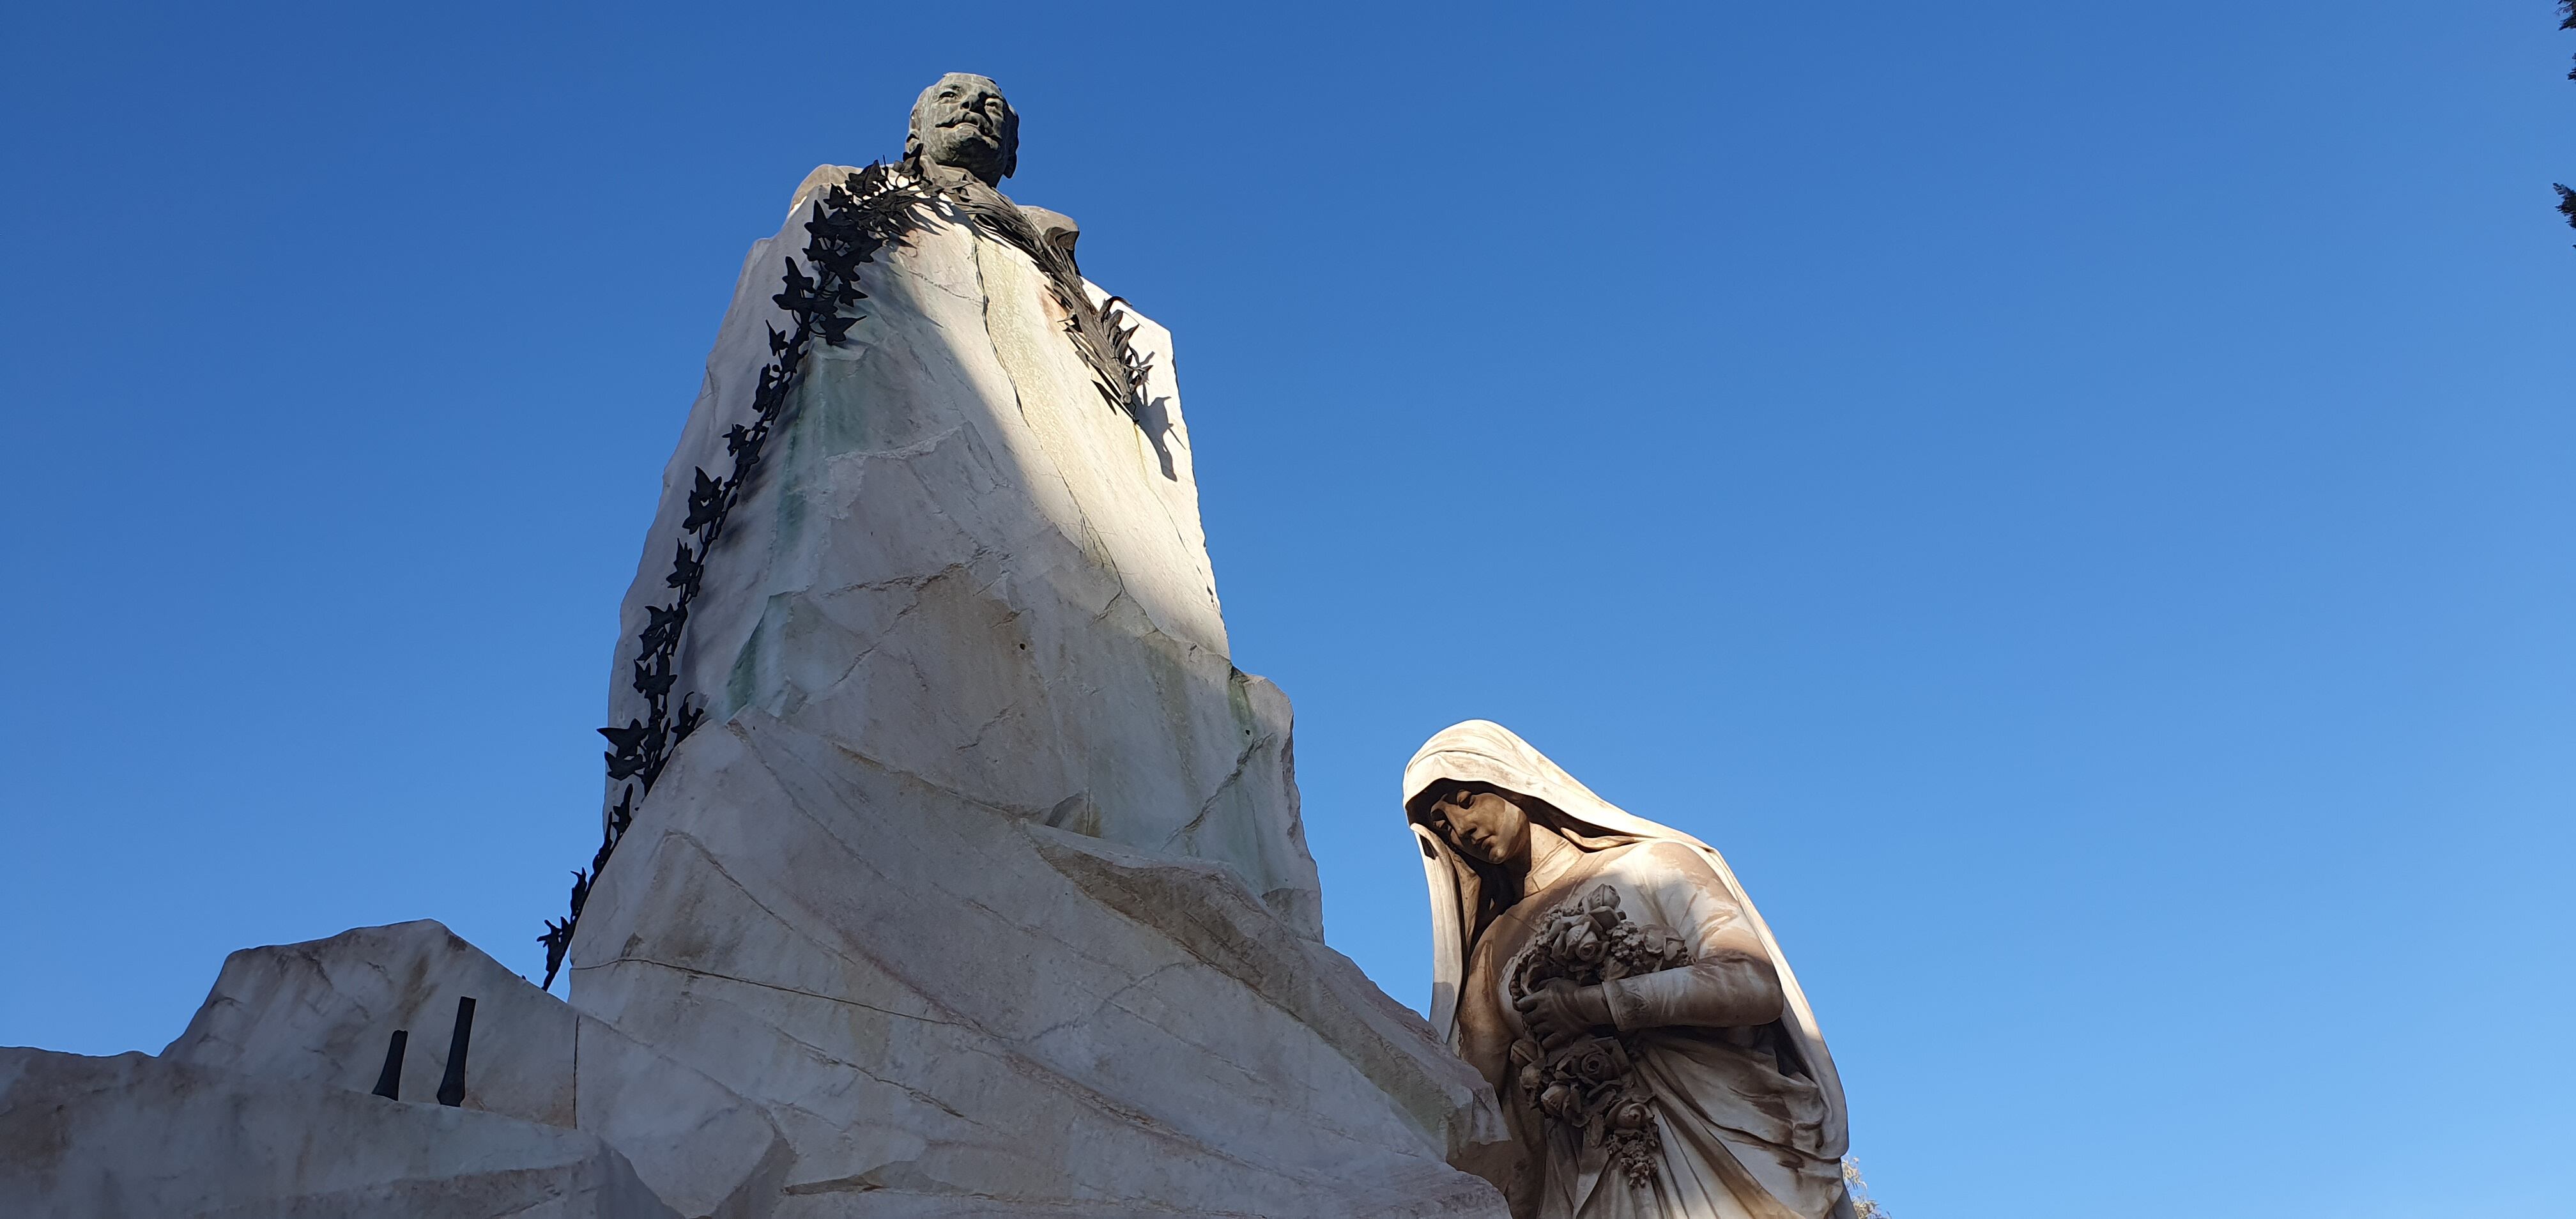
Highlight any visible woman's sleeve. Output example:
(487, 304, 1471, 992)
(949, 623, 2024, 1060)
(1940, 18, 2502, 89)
(1601, 844, 1786, 1032)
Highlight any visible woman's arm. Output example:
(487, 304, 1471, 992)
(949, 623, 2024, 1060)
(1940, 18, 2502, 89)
(1604, 951, 1782, 1031)
(1600, 844, 1785, 1032)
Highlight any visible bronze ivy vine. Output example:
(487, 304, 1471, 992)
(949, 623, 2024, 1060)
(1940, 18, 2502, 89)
(539, 163, 1157, 986)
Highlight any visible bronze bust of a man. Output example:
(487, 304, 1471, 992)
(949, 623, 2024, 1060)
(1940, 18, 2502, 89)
(905, 72, 1018, 188)
(901, 73, 1077, 260)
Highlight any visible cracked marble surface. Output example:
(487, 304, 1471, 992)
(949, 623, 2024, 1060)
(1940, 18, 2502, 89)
(153, 919, 785, 1219)
(4, 167, 1510, 1219)
(561, 171, 1508, 1216)
(598, 172, 1317, 926)
(0, 1048, 678, 1219)
(569, 712, 1507, 1216)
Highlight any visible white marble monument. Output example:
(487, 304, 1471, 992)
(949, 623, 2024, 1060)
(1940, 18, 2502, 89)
(0, 75, 1514, 1218)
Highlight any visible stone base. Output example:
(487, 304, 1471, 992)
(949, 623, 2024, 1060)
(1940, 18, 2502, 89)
(567, 712, 1510, 1218)
(0, 1048, 676, 1218)
(159, 919, 785, 1217)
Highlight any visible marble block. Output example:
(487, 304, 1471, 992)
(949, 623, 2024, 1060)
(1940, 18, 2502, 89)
(162, 919, 785, 1218)
(0, 1048, 677, 1218)
(8, 144, 1520, 1217)
(573, 710, 1508, 1216)
(598, 167, 1320, 931)
(166, 919, 578, 1123)
(565, 174, 1512, 1216)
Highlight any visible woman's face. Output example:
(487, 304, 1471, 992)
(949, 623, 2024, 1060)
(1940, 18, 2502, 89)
(1431, 786, 1530, 866)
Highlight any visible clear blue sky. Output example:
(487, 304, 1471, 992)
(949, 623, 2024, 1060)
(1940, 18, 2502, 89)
(4, 4, 2568, 1216)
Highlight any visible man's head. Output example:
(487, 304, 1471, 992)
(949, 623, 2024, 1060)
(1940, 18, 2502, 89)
(906, 73, 1018, 186)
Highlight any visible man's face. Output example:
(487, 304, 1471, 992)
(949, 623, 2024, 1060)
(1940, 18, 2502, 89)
(913, 74, 1014, 184)
(1432, 787, 1529, 866)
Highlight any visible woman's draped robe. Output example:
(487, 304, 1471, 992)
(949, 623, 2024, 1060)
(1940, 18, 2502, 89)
(1456, 842, 1844, 1219)
(1405, 720, 1851, 1219)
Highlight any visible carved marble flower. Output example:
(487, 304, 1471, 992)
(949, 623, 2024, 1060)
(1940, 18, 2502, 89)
(1560, 1036, 1627, 1086)
(1541, 1083, 1578, 1119)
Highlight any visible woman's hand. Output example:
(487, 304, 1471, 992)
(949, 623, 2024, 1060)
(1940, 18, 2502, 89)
(1515, 979, 1614, 1048)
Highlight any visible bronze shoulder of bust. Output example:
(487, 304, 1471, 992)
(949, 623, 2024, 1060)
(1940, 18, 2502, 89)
(1016, 205, 1081, 270)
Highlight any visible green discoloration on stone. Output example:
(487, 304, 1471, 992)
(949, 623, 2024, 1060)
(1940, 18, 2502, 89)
(724, 602, 774, 721)
(1138, 625, 1200, 779)
(1225, 668, 1257, 734)
(767, 380, 813, 558)
(1204, 668, 1292, 904)
(800, 351, 880, 457)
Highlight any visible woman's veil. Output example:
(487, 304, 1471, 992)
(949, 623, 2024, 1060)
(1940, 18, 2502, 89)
(1402, 719, 1847, 1148)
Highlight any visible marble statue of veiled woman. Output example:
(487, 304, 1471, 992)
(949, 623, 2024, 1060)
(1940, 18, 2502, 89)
(1404, 721, 1853, 1219)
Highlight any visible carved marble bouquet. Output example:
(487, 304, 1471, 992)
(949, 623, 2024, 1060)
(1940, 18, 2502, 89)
(1505, 884, 1692, 1186)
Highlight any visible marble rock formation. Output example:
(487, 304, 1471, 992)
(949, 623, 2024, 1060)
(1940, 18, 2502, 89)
(0, 1048, 676, 1219)
(158, 919, 785, 1217)
(593, 162, 1321, 926)
(0, 78, 1514, 1218)
(559, 158, 1511, 1215)
(166, 919, 582, 1124)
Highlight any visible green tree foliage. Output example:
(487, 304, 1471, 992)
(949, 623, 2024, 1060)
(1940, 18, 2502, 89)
(2559, 4, 2574, 236)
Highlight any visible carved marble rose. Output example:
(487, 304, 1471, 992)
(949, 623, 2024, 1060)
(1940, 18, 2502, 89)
(1405, 721, 1856, 1219)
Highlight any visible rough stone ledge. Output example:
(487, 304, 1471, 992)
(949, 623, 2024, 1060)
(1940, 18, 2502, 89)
(0, 1048, 678, 1218)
